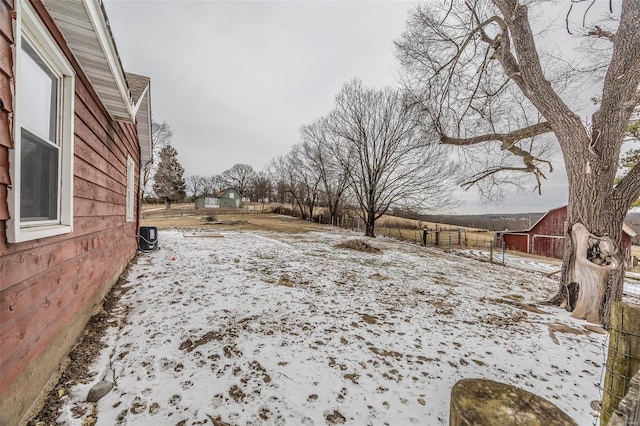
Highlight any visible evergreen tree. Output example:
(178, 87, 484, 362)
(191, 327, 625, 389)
(153, 145, 186, 208)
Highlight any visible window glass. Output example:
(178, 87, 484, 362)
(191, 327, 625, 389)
(18, 39, 58, 143)
(126, 156, 134, 222)
(20, 128, 59, 221)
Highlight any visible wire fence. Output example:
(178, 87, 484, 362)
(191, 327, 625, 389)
(331, 216, 496, 251)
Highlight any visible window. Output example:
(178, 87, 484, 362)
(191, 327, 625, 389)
(126, 155, 134, 222)
(7, 1, 75, 243)
(229, 192, 234, 199)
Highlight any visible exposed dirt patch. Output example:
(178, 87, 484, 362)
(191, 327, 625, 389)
(179, 330, 225, 352)
(491, 297, 551, 315)
(335, 239, 381, 254)
(228, 385, 246, 402)
(547, 322, 590, 344)
(360, 313, 378, 324)
(26, 258, 137, 425)
(325, 409, 346, 424)
(278, 276, 295, 287)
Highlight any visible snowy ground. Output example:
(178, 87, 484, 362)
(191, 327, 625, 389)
(58, 228, 609, 425)
(457, 247, 640, 301)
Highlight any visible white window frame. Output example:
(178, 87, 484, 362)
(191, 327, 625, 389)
(125, 155, 134, 222)
(7, 0, 75, 243)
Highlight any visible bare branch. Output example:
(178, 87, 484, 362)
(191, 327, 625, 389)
(588, 25, 615, 41)
(440, 122, 552, 146)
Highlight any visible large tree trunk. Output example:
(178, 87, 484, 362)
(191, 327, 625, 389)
(549, 165, 627, 327)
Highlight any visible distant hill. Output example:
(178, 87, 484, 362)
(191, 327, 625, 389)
(420, 213, 544, 231)
(421, 212, 640, 241)
(392, 209, 640, 238)
(390, 209, 544, 231)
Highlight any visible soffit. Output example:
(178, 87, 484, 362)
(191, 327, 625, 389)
(43, 0, 134, 122)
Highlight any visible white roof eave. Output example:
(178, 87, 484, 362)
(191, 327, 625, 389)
(44, 0, 134, 122)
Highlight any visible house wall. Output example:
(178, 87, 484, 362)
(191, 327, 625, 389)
(0, 2, 140, 424)
(0, 0, 12, 223)
(219, 189, 242, 208)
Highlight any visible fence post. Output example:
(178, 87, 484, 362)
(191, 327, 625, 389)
(435, 224, 440, 246)
(601, 302, 640, 426)
(489, 238, 494, 263)
(458, 228, 462, 245)
(606, 370, 640, 426)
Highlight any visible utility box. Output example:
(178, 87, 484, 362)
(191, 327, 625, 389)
(139, 226, 158, 251)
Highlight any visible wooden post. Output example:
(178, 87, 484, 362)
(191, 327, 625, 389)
(607, 370, 640, 426)
(601, 302, 640, 426)
(489, 238, 494, 263)
(435, 224, 440, 246)
(450, 378, 576, 425)
(458, 228, 462, 245)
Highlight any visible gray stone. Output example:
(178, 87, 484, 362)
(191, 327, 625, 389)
(86, 381, 114, 402)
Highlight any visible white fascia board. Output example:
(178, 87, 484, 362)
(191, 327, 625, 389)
(83, 0, 134, 121)
(132, 83, 149, 116)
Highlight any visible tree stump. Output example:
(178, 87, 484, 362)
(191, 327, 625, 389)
(601, 302, 640, 426)
(450, 378, 576, 426)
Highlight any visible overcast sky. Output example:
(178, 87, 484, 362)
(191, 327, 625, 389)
(102, 0, 586, 215)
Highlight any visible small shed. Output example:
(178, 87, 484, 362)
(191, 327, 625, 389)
(499, 206, 636, 265)
(217, 188, 243, 208)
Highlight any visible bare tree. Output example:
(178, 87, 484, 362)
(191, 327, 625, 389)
(142, 120, 172, 201)
(187, 175, 205, 199)
(328, 78, 457, 237)
(291, 144, 323, 220)
(251, 171, 273, 203)
(396, 1, 640, 325)
(203, 175, 223, 197)
(221, 164, 256, 198)
(268, 153, 312, 218)
(301, 117, 350, 224)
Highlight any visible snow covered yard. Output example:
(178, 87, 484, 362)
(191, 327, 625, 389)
(57, 228, 607, 425)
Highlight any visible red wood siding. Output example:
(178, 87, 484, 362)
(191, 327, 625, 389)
(502, 206, 633, 264)
(503, 233, 528, 253)
(0, 0, 13, 223)
(531, 235, 565, 259)
(0, 2, 141, 424)
(530, 206, 567, 238)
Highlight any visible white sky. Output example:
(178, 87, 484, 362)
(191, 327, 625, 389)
(102, 0, 611, 215)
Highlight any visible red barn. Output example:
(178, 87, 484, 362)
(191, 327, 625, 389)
(499, 206, 636, 265)
(0, 1, 152, 424)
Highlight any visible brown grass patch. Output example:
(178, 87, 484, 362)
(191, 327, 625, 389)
(141, 213, 322, 233)
(278, 276, 295, 287)
(360, 313, 378, 324)
(335, 239, 381, 254)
